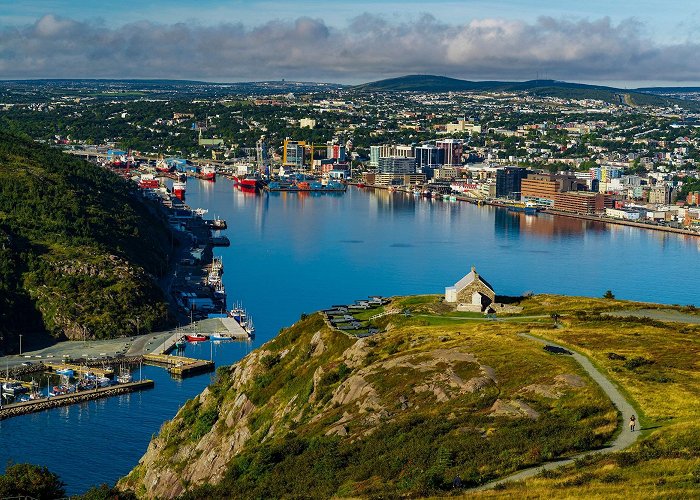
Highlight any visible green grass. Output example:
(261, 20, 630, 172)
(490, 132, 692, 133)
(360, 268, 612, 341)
(122, 294, 700, 499)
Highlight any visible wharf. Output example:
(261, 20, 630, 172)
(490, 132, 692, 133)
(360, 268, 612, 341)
(143, 354, 214, 377)
(0, 379, 154, 421)
(45, 362, 115, 378)
(220, 318, 251, 339)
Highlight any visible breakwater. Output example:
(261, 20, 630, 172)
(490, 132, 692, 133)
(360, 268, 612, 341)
(0, 380, 155, 420)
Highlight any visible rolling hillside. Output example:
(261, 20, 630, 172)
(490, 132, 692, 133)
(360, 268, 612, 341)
(354, 75, 697, 109)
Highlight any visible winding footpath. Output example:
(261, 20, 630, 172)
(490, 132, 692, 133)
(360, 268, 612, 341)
(470, 332, 640, 492)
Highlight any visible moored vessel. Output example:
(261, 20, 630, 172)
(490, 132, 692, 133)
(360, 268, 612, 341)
(200, 164, 216, 181)
(173, 180, 187, 199)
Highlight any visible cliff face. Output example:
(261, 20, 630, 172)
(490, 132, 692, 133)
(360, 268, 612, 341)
(0, 128, 171, 346)
(120, 303, 617, 499)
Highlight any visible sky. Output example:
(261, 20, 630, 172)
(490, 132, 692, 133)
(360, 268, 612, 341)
(1, 0, 700, 86)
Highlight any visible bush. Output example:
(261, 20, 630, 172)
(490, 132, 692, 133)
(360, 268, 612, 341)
(607, 352, 627, 361)
(623, 357, 654, 370)
(0, 462, 65, 500)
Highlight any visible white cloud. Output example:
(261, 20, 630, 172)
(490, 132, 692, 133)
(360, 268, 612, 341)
(0, 13, 699, 83)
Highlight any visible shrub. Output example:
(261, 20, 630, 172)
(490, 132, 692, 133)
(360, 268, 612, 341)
(623, 357, 654, 370)
(261, 353, 281, 370)
(607, 352, 627, 361)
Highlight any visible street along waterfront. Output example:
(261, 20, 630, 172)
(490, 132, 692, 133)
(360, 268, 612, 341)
(2, 176, 699, 495)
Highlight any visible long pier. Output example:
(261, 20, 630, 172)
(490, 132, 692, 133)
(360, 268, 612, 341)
(143, 354, 214, 377)
(0, 380, 154, 421)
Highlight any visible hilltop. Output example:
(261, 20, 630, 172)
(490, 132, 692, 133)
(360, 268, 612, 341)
(0, 127, 173, 351)
(354, 75, 697, 109)
(119, 294, 699, 498)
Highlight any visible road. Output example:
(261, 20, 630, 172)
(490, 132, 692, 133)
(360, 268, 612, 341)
(470, 332, 640, 492)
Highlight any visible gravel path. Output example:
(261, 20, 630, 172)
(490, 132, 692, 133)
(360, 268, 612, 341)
(470, 332, 640, 492)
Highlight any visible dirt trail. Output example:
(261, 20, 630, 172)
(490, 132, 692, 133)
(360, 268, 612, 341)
(469, 332, 640, 492)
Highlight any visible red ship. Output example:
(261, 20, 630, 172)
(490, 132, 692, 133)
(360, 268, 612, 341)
(173, 180, 186, 199)
(138, 174, 160, 189)
(200, 164, 216, 181)
(233, 175, 260, 192)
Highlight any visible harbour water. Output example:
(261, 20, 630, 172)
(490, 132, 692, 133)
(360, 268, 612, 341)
(2, 177, 699, 494)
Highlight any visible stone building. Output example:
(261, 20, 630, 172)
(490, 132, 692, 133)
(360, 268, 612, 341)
(445, 266, 496, 312)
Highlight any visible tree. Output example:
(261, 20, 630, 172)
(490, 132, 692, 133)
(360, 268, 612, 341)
(603, 290, 615, 299)
(0, 463, 66, 500)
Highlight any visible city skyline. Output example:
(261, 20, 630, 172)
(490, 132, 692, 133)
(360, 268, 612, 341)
(1, 2, 700, 86)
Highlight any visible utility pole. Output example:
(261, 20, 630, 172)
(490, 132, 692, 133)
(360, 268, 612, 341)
(19, 334, 22, 356)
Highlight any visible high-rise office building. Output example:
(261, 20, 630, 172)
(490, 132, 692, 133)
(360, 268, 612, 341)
(436, 139, 463, 166)
(496, 167, 529, 199)
(415, 145, 445, 169)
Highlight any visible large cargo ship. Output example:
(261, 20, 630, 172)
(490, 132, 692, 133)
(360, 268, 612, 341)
(172, 180, 187, 199)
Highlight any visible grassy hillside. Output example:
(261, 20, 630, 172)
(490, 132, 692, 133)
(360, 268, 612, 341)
(0, 127, 173, 349)
(120, 295, 629, 498)
(472, 295, 700, 498)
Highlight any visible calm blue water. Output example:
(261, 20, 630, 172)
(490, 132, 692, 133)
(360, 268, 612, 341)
(2, 177, 699, 494)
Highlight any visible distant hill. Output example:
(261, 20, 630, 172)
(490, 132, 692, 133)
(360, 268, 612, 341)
(0, 79, 347, 101)
(0, 127, 172, 350)
(355, 75, 698, 109)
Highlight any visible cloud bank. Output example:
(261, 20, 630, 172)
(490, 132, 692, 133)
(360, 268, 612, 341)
(0, 14, 698, 83)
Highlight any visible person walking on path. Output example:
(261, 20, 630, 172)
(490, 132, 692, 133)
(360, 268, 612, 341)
(629, 415, 636, 432)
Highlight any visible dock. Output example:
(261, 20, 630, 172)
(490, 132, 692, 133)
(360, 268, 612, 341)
(143, 354, 214, 377)
(0, 379, 155, 421)
(220, 317, 251, 339)
(45, 362, 115, 378)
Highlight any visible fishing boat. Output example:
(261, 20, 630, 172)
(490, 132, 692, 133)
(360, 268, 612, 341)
(55, 368, 74, 377)
(117, 366, 132, 384)
(175, 338, 187, 348)
(2, 381, 28, 396)
(185, 333, 208, 342)
(210, 333, 233, 341)
(229, 305, 255, 336)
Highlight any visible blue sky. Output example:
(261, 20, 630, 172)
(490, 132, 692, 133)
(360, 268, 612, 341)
(1, 1, 699, 84)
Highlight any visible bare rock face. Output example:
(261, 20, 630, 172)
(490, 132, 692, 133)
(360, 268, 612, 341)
(489, 399, 540, 420)
(119, 362, 258, 498)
